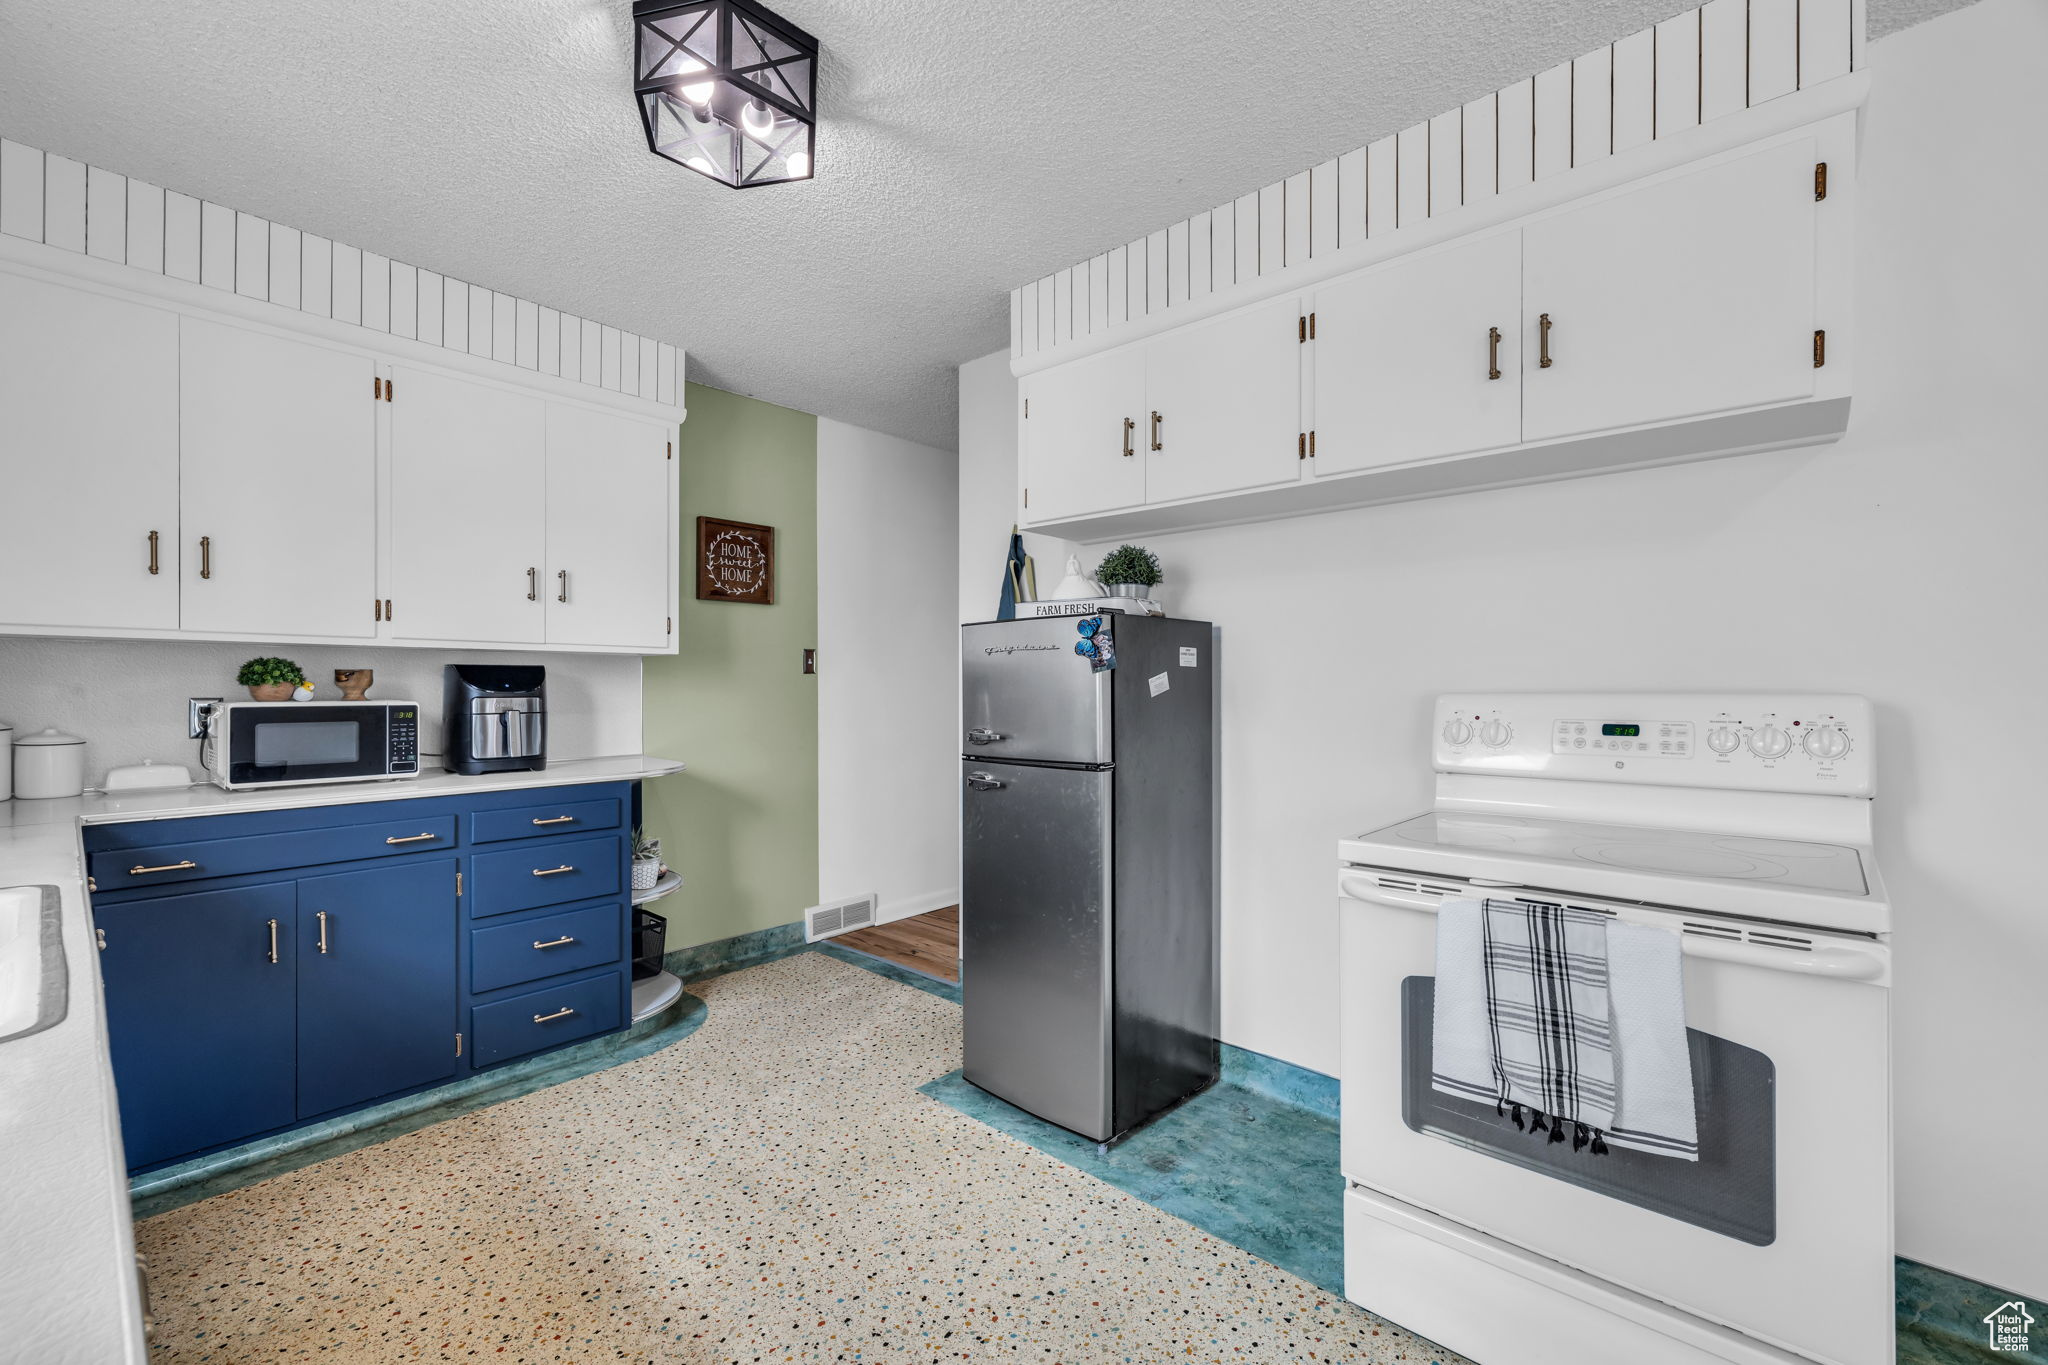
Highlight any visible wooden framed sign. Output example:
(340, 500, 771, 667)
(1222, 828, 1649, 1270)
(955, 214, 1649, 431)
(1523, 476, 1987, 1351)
(696, 516, 776, 604)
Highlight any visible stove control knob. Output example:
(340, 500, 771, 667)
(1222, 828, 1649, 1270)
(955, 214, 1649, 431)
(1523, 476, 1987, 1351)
(1480, 720, 1513, 748)
(1749, 724, 1792, 759)
(1706, 726, 1743, 755)
(1803, 725, 1850, 761)
(1442, 719, 1473, 747)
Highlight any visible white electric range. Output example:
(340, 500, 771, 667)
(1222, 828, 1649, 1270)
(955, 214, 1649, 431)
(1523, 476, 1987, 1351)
(1338, 693, 1891, 1365)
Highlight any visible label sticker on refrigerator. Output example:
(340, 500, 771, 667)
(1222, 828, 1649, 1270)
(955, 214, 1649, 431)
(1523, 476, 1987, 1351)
(1148, 672, 1170, 697)
(1179, 646, 1198, 668)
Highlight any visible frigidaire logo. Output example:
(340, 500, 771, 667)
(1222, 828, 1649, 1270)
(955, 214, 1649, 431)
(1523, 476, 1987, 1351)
(984, 644, 1059, 656)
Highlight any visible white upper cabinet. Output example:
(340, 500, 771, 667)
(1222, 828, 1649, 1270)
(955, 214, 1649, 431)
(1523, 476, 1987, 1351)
(178, 317, 377, 639)
(1521, 138, 1819, 442)
(542, 403, 673, 651)
(0, 273, 180, 631)
(387, 366, 547, 645)
(1020, 347, 1145, 523)
(1312, 232, 1523, 476)
(1142, 295, 1302, 504)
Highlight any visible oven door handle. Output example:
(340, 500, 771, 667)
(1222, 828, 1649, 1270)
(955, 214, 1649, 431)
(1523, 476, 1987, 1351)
(1338, 872, 1887, 981)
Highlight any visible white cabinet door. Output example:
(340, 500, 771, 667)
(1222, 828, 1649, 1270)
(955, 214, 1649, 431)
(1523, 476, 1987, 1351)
(1523, 138, 1818, 442)
(387, 366, 547, 645)
(1312, 232, 1522, 476)
(0, 272, 180, 631)
(179, 317, 378, 638)
(543, 403, 672, 651)
(1019, 347, 1144, 524)
(1142, 295, 1302, 504)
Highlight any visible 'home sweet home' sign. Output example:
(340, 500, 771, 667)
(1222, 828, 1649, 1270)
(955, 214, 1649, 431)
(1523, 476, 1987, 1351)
(696, 517, 776, 605)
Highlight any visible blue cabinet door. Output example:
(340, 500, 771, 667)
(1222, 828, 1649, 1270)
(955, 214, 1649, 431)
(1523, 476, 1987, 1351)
(97, 884, 298, 1171)
(296, 859, 459, 1118)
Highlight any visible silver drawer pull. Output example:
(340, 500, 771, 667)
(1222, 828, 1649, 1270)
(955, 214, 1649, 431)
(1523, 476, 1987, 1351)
(533, 935, 577, 949)
(532, 864, 576, 877)
(385, 832, 439, 845)
(533, 1006, 577, 1023)
(267, 918, 279, 965)
(966, 727, 1003, 745)
(966, 772, 1004, 791)
(129, 860, 197, 876)
(531, 816, 577, 826)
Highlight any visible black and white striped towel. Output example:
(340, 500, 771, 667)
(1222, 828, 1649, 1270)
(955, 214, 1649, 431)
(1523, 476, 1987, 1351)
(1432, 898, 1699, 1161)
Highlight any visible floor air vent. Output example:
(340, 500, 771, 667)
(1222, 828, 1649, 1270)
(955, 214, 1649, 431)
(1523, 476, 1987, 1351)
(805, 893, 878, 942)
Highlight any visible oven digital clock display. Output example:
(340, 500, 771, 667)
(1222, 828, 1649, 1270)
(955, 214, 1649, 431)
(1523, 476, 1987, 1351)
(1601, 723, 1641, 736)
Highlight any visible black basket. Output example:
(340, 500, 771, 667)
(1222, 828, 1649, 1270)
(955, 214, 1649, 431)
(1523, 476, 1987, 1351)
(632, 907, 667, 981)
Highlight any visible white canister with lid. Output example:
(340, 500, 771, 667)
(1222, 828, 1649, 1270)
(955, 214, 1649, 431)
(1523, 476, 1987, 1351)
(14, 727, 87, 799)
(0, 721, 12, 800)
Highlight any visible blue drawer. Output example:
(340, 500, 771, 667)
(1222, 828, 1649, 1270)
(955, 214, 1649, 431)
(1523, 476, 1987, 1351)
(88, 814, 458, 893)
(470, 901, 625, 994)
(469, 795, 623, 845)
(469, 970, 622, 1066)
(468, 834, 621, 919)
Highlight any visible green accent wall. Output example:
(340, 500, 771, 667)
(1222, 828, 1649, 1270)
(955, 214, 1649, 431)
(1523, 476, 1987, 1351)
(642, 382, 818, 950)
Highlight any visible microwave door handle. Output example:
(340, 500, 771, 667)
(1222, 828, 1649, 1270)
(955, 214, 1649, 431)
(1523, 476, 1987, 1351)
(1337, 872, 1887, 981)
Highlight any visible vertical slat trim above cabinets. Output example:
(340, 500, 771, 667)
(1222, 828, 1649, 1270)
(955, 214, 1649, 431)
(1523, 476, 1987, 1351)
(1106, 247, 1128, 328)
(1089, 252, 1113, 329)
(300, 233, 333, 316)
(1395, 123, 1428, 228)
(600, 324, 622, 390)
(269, 224, 302, 311)
(1209, 202, 1235, 295)
(638, 335, 659, 396)
(1427, 111, 1461, 217)
(1232, 194, 1258, 286)
(1572, 45, 1614, 169)
(1613, 29, 1656, 152)
(389, 262, 418, 340)
(444, 280, 470, 353)
(1800, 0, 1854, 87)
(1255, 185, 1282, 278)
(361, 253, 391, 333)
(1146, 228, 1169, 311)
(199, 201, 235, 289)
(1308, 159, 1337, 257)
(0, 140, 45, 242)
(1461, 96, 1497, 209)
(1036, 275, 1056, 348)
(560, 311, 583, 379)
(1053, 266, 1074, 340)
(1018, 281, 1039, 355)
(1282, 172, 1309, 267)
(43, 154, 86, 252)
(1700, 0, 1749, 122)
(1496, 80, 1535, 193)
(1533, 62, 1573, 180)
(126, 180, 166, 274)
(1749, 0, 1801, 104)
(85, 166, 126, 263)
(516, 298, 540, 370)
(332, 243, 363, 325)
(1656, 9, 1704, 136)
(416, 269, 443, 345)
(1365, 135, 1396, 238)
(234, 211, 269, 299)
(1167, 220, 1190, 307)
(1009, 287, 1024, 357)
(491, 291, 517, 364)
(1336, 147, 1368, 248)
(542, 308, 564, 377)
(467, 285, 493, 358)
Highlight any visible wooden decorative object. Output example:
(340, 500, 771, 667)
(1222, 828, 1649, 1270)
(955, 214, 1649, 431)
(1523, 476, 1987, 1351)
(696, 516, 776, 604)
(334, 669, 374, 701)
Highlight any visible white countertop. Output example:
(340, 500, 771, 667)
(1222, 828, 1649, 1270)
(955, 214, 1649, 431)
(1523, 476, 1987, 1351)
(0, 755, 685, 1365)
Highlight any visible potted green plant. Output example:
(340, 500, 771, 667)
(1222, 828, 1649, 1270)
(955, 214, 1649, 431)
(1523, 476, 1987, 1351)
(237, 656, 308, 702)
(1095, 544, 1162, 600)
(631, 827, 664, 892)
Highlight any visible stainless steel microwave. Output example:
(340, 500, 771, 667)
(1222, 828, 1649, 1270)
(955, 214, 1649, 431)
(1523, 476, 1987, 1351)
(202, 700, 423, 790)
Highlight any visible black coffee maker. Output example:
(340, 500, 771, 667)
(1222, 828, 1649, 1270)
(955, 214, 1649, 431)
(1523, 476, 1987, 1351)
(443, 665, 547, 775)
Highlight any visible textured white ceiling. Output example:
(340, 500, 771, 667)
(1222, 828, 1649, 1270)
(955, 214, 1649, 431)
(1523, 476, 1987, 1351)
(0, 0, 1967, 449)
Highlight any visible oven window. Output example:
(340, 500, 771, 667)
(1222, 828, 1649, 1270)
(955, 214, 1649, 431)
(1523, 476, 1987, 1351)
(1401, 976, 1777, 1245)
(253, 721, 361, 768)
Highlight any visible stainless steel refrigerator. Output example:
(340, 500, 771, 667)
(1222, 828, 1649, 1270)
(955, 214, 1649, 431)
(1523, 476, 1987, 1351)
(959, 612, 1217, 1142)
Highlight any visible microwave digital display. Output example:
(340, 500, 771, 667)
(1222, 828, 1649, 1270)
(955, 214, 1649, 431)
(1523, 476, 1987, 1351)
(253, 721, 362, 768)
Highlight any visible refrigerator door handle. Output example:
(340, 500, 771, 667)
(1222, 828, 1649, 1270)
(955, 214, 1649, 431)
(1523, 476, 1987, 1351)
(965, 771, 1006, 791)
(966, 727, 1005, 745)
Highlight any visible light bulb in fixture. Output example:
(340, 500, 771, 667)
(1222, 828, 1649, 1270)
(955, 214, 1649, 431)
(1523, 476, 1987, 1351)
(669, 54, 714, 105)
(685, 153, 716, 175)
(786, 151, 810, 178)
(740, 99, 777, 138)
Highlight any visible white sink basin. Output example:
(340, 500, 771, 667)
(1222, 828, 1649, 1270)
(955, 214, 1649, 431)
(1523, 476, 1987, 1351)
(0, 885, 66, 1043)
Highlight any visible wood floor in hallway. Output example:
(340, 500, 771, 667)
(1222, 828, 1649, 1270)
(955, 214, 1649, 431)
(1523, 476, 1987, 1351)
(833, 904, 959, 982)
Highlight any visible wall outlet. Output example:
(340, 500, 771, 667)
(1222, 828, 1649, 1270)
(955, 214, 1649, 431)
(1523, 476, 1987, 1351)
(188, 697, 222, 740)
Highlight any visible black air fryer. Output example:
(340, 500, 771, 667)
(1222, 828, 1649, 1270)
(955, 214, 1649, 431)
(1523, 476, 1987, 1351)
(443, 665, 547, 775)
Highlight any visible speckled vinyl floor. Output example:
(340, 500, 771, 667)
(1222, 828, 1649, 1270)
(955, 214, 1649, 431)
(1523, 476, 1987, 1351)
(135, 950, 1460, 1363)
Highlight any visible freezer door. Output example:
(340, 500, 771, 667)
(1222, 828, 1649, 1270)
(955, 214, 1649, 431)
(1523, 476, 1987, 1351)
(961, 759, 1114, 1140)
(961, 618, 1112, 765)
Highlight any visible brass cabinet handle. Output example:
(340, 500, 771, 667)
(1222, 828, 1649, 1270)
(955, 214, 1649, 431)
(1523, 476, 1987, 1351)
(557, 569, 568, 603)
(1121, 417, 1135, 459)
(385, 832, 439, 845)
(531, 815, 577, 826)
(267, 918, 279, 965)
(1487, 327, 1503, 381)
(199, 535, 212, 580)
(316, 910, 330, 954)
(532, 864, 575, 877)
(147, 530, 160, 576)
(527, 566, 537, 601)
(533, 1006, 577, 1023)
(129, 860, 197, 876)
(1149, 410, 1163, 452)
(533, 935, 577, 949)
(1538, 313, 1554, 369)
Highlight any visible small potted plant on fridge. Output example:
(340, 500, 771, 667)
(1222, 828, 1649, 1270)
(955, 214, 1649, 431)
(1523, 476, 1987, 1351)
(631, 828, 664, 891)
(1095, 544, 1162, 601)
(237, 656, 308, 702)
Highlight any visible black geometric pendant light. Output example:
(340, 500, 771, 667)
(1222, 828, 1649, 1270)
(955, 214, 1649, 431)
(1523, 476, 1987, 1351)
(632, 0, 819, 188)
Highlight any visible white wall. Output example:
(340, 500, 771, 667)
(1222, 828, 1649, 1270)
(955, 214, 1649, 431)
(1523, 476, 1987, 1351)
(0, 638, 642, 785)
(957, 0, 2044, 1295)
(817, 417, 961, 922)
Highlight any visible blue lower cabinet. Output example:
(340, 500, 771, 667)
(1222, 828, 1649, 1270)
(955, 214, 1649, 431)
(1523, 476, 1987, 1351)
(87, 780, 640, 1173)
(296, 859, 460, 1119)
(97, 884, 299, 1171)
(469, 970, 624, 1067)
